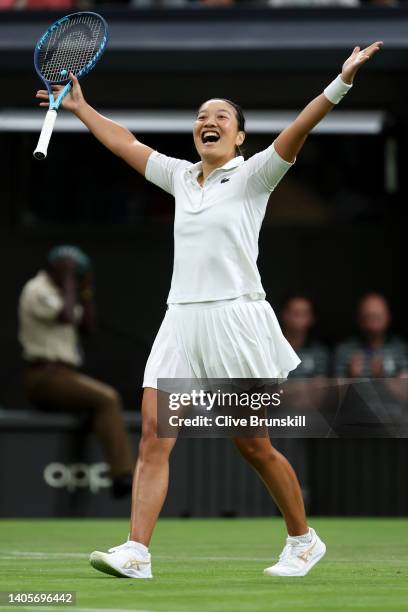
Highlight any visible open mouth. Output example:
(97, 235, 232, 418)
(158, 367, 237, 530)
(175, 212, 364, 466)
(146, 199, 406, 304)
(201, 131, 220, 144)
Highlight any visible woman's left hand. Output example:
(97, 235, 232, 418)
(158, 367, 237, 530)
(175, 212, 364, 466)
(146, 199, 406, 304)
(341, 41, 383, 84)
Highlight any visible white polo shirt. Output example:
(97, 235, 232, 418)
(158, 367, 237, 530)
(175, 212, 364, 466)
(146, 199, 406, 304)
(145, 142, 295, 304)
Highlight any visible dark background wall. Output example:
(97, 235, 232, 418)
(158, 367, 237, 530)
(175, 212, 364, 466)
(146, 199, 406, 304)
(0, 5, 407, 517)
(0, 6, 407, 411)
(0, 223, 400, 410)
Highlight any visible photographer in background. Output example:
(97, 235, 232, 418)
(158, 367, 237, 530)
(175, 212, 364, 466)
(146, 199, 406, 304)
(18, 245, 134, 498)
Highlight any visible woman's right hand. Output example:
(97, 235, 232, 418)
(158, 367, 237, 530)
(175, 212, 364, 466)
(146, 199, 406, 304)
(35, 72, 85, 114)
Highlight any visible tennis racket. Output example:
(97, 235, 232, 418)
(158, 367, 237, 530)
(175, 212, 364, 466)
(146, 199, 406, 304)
(33, 12, 109, 160)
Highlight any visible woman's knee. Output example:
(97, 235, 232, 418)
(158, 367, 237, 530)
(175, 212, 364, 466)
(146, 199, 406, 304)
(138, 413, 174, 462)
(233, 437, 278, 466)
(138, 432, 174, 463)
(140, 388, 159, 443)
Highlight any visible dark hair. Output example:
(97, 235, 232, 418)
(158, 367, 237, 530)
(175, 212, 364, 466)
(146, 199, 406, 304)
(221, 99, 246, 157)
(221, 99, 246, 132)
(199, 98, 246, 157)
(280, 293, 315, 312)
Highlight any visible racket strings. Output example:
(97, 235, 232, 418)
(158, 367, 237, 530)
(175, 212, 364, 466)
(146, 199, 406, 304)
(39, 15, 104, 82)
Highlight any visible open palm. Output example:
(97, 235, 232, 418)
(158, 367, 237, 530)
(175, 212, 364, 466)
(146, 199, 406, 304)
(341, 41, 383, 84)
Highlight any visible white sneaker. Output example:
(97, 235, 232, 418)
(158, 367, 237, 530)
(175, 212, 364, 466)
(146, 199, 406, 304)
(89, 541, 152, 578)
(264, 528, 326, 577)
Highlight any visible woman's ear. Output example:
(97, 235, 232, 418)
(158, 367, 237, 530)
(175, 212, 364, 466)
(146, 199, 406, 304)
(237, 131, 245, 147)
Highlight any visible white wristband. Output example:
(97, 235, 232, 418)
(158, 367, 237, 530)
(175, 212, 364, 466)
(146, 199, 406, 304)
(323, 74, 353, 104)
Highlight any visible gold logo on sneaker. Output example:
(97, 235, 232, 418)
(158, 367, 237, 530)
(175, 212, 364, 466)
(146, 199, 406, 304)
(297, 540, 317, 563)
(122, 558, 149, 571)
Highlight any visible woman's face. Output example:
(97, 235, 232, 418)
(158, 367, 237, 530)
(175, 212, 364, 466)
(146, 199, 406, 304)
(193, 99, 245, 162)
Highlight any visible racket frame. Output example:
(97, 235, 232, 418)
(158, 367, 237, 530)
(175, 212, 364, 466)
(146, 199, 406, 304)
(33, 11, 108, 159)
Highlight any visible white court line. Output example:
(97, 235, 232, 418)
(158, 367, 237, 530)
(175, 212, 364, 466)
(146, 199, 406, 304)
(0, 551, 271, 562)
(18, 608, 150, 612)
(2, 552, 86, 558)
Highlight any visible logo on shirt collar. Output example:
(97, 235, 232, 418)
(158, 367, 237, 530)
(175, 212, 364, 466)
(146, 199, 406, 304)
(220, 178, 230, 184)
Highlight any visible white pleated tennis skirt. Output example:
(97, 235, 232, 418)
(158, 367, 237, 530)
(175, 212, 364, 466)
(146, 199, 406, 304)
(142, 295, 301, 390)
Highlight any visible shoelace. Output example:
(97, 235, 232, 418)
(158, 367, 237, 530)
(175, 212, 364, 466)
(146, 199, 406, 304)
(278, 540, 298, 562)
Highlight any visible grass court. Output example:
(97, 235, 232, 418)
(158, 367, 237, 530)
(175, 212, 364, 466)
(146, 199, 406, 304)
(0, 518, 407, 612)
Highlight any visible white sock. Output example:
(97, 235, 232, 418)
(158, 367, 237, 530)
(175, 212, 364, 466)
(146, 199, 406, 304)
(128, 540, 149, 557)
(288, 528, 312, 544)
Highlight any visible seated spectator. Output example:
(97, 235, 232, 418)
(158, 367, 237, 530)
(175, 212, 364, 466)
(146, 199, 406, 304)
(334, 293, 408, 378)
(18, 245, 134, 498)
(281, 295, 330, 378)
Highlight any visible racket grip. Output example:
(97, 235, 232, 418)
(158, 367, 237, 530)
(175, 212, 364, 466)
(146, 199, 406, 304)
(33, 109, 58, 160)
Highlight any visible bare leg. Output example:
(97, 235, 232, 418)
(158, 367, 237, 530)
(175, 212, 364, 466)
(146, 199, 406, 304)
(233, 436, 308, 536)
(130, 388, 177, 546)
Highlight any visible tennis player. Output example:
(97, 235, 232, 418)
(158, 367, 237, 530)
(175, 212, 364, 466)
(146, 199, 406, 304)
(36, 40, 382, 578)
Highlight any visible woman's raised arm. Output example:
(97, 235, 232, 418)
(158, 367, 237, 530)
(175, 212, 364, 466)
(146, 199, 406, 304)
(273, 41, 383, 164)
(36, 72, 154, 176)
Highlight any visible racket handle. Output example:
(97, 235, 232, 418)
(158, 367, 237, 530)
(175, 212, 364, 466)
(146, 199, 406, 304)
(33, 109, 58, 160)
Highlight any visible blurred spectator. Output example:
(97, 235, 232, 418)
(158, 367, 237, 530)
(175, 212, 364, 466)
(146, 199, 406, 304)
(18, 246, 134, 498)
(334, 293, 408, 378)
(1, 0, 76, 7)
(2, 0, 399, 6)
(194, 0, 236, 5)
(131, 0, 236, 5)
(267, 0, 360, 5)
(0, 0, 100, 7)
(364, 0, 398, 5)
(281, 295, 330, 378)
